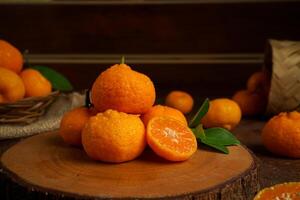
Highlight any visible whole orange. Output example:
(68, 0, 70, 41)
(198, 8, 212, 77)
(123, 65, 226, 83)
(82, 109, 146, 163)
(232, 90, 267, 116)
(91, 64, 155, 114)
(254, 182, 300, 200)
(201, 98, 241, 130)
(165, 91, 194, 114)
(247, 71, 266, 93)
(141, 105, 187, 126)
(262, 111, 300, 158)
(20, 69, 52, 97)
(59, 107, 93, 146)
(0, 67, 25, 103)
(0, 40, 23, 73)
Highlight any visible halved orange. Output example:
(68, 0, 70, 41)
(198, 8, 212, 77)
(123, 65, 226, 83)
(146, 116, 197, 161)
(254, 182, 300, 200)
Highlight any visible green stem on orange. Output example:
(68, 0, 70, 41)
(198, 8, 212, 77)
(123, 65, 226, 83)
(121, 56, 125, 64)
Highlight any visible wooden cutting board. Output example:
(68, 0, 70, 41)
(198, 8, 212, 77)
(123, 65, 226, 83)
(1, 131, 259, 200)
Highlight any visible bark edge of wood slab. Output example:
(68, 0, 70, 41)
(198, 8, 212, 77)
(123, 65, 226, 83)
(0, 131, 259, 200)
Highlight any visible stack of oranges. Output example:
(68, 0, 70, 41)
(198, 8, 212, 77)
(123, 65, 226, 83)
(59, 62, 197, 163)
(0, 40, 52, 104)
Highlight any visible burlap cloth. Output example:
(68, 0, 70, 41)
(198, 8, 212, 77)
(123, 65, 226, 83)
(0, 92, 85, 140)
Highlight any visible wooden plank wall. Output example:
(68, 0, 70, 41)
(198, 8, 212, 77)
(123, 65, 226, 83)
(1, 1, 300, 98)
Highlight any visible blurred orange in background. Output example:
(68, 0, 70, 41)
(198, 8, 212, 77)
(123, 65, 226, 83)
(20, 69, 52, 98)
(165, 90, 194, 114)
(0, 40, 23, 73)
(0, 67, 25, 103)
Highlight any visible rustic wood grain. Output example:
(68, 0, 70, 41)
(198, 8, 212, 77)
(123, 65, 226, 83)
(1, 131, 258, 199)
(233, 119, 300, 188)
(2, 119, 300, 199)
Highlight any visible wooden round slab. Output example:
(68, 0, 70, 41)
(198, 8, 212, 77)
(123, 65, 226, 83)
(1, 131, 259, 200)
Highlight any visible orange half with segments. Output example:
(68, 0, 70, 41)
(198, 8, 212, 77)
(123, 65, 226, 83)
(146, 116, 197, 161)
(254, 182, 300, 200)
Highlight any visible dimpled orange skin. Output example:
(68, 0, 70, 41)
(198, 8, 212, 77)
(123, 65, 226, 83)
(262, 111, 300, 158)
(165, 91, 194, 114)
(141, 105, 187, 127)
(82, 109, 146, 163)
(147, 117, 197, 161)
(232, 90, 267, 116)
(20, 69, 52, 97)
(0, 67, 25, 103)
(0, 40, 23, 73)
(201, 98, 241, 130)
(254, 182, 300, 200)
(91, 64, 156, 114)
(59, 107, 93, 146)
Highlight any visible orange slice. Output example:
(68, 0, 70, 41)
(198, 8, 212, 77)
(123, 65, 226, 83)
(254, 182, 300, 200)
(146, 116, 197, 161)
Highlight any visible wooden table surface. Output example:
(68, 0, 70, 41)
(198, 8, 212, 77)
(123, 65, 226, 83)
(0, 119, 300, 199)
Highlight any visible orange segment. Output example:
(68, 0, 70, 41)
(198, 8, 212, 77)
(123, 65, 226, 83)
(254, 182, 300, 200)
(147, 117, 197, 161)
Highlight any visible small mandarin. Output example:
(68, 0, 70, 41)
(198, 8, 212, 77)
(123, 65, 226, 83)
(0, 67, 25, 103)
(232, 90, 267, 116)
(147, 116, 197, 161)
(0, 40, 23, 73)
(91, 64, 155, 114)
(165, 91, 194, 114)
(247, 71, 266, 93)
(82, 109, 146, 163)
(201, 98, 241, 130)
(141, 105, 187, 126)
(262, 111, 300, 158)
(59, 107, 93, 146)
(254, 182, 300, 200)
(20, 69, 52, 97)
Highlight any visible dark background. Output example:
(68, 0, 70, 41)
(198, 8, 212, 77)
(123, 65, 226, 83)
(1, 0, 300, 98)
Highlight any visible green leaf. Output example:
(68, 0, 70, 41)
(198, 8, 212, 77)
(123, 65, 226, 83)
(191, 124, 205, 140)
(192, 124, 239, 154)
(205, 128, 240, 146)
(31, 66, 73, 92)
(189, 98, 209, 128)
(200, 139, 229, 154)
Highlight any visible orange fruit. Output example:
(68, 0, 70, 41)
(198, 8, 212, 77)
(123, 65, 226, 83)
(247, 71, 267, 93)
(254, 182, 300, 200)
(232, 90, 267, 116)
(147, 116, 197, 161)
(262, 111, 300, 158)
(141, 105, 187, 126)
(201, 98, 241, 130)
(59, 107, 93, 146)
(0, 67, 25, 103)
(20, 69, 52, 97)
(82, 109, 146, 163)
(165, 90, 194, 114)
(91, 64, 155, 114)
(0, 40, 23, 73)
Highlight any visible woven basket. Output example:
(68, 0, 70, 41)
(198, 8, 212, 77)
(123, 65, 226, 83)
(0, 91, 60, 124)
(265, 39, 300, 114)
